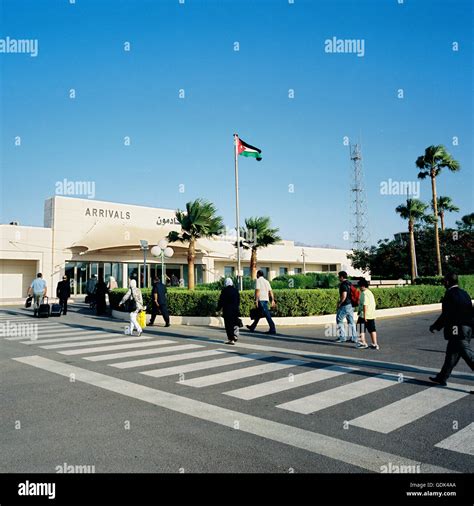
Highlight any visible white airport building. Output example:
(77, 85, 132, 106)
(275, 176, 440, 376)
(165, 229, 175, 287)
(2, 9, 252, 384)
(0, 197, 365, 302)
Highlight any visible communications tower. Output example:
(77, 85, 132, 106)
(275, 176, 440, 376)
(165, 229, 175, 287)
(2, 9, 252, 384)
(349, 143, 369, 250)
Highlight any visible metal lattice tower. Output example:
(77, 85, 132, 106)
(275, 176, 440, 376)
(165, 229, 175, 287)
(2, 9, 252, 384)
(349, 143, 369, 250)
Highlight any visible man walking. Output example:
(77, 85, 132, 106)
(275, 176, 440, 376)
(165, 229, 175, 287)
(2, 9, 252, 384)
(246, 270, 276, 335)
(56, 275, 71, 315)
(149, 276, 170, 327)
(335, 271, 357, 343)
(28, 273, 47, 316)
(429, 272, 474, 387)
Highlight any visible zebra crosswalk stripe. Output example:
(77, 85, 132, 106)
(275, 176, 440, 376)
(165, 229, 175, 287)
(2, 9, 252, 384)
(434, 423, 474, 456)
(6, 328, 93, 341)
(141, 353, 268, 379)
(110, 349, 226, 369)
(21, 332, 109, 344)
(58, 339, 178, 355)
(180, 359, 307, 388)
(39, 336, 154, 349)
(349, 383, 472, 433)
(84, 344, 203, 362)
(225, 365, 358, 400)
(277, 373, 404, 414)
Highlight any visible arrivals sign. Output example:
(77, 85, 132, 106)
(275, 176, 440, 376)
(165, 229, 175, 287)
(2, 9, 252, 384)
(84, 208, 131, 219)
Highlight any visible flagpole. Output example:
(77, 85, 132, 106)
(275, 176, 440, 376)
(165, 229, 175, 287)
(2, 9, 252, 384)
(234, 133, 243, 291)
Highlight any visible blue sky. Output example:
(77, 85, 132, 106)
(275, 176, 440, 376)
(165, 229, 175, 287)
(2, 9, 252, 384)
(1, 0, 472, 248)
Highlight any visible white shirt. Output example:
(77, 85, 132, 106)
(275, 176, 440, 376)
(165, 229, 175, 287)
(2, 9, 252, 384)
(256, 277, 272, 302)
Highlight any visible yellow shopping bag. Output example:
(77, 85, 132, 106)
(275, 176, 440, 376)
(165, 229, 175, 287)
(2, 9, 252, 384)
(137, 310, 146, 328)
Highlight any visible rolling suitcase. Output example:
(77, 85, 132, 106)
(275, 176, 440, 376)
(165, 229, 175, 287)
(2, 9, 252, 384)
(38, 297, 50, 318)
(50, 303, 62, 317)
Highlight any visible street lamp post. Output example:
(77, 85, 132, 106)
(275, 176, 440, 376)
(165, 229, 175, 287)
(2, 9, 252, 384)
(301, 248, 306, 274)
(140, 240, 148, 288)
(151, 239, 174, 285)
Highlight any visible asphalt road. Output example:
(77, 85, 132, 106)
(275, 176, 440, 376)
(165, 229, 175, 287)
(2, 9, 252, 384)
(1, 304, 473, 474)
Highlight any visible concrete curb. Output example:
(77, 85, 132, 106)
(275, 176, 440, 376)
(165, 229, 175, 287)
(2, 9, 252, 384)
(112, 302, 443, 328)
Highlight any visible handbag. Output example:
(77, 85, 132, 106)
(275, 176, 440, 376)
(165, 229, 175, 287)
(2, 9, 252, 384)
(137, 310, 146, 328)
(250, 307, 263, 320)
(127, 292, 137, 312)
(25, 296, 33, 308)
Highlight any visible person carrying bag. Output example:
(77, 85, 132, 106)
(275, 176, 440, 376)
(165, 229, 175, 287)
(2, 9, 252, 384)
(118, 279, 145, 337)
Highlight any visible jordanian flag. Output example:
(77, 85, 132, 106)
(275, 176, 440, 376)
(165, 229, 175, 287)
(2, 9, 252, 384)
(236, 135, 262, 161)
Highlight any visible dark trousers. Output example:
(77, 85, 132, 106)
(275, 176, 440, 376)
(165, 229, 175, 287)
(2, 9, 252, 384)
(249, 301, 276, 333)
(224, 315, 239, 340)
(150, 304, 170, 325)
(59, 298, 68, 315)
(438, 333, 474, 381)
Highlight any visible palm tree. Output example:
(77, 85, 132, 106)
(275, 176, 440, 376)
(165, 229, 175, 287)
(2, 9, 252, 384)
(416, 145, 460, 275)
(434, 196, 459, 231)
(167, 199, 224, 290)
(396, 199, 429, 282)
(240, 217, 281, 280)
(456, 213, 474, 232)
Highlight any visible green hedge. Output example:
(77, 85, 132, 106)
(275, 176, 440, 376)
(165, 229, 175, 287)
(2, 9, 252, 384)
(271, 273, 339, 289)
(196, 276, 255, 291)
(415, 274, 474, 297)
(414, 276, 444, 285)
(109, 285, 447, 317)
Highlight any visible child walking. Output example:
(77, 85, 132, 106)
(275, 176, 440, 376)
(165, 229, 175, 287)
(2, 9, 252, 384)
(356, 278, 379, 350)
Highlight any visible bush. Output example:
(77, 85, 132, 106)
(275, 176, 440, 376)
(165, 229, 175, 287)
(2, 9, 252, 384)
(109, 284, 448, 317)
(459, 275, 474, 297)
(414, 274, 474, 297)
(371, 285, 445, 309)
(414, 276, 444, 286)
(196, 276, 255, 291)
(271, 273, 339, 289)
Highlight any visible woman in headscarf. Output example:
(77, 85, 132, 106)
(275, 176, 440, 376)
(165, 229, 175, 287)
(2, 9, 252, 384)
(94, 275, 108, 316)
(107, 276, 118, 291)
(217, 278, 240, 345)
(118, 279, 145, 336)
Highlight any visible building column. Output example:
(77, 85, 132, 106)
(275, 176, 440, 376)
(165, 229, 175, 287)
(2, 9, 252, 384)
(122, 264, 128, 288)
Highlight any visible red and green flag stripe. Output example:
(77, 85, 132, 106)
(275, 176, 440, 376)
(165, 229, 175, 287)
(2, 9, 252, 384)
(236, 136, 262, 161)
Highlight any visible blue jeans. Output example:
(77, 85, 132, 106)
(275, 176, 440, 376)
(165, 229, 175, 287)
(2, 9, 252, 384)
(250, 301, 276, 333)
(336, 304, 357, 341)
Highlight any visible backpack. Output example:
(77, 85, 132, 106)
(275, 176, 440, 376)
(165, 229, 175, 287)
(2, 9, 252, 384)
(349, 283, 360, 308)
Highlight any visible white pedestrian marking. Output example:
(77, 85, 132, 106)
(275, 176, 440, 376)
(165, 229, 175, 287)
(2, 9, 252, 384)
(59, 339, 178, 355)
(40, 336, 154, 349)
(434, 423, 474, 456)
(12, 355, 455, 473)
(111, 349, 226, 369)
(142, 353, 268, 378)
(349, 384, 472, 433)
(180, 359, 307, 388)
(226, 365, 357, 400)
(21, 332, 109, 344)
(225, 341, 474, 382)
(277, 373, 404, 414)
(84, 344, 203, 361)
(7, 329, 94, 341)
